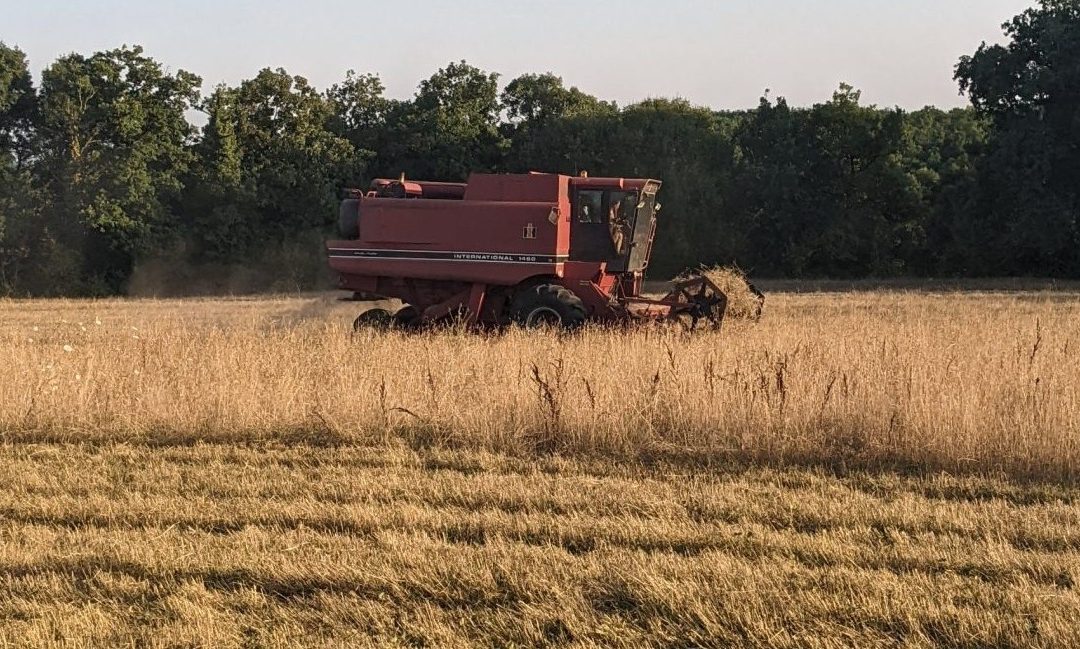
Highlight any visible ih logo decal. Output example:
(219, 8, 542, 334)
(523, 223, 537, 239)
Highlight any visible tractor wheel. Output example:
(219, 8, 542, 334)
(353, 308, 393, 331)
(509, 284, 587, 329)
(393, 305, 420, 328)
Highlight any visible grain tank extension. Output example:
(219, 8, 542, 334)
(327, 172, 728, 329)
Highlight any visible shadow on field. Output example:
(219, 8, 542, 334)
(4, 424, 1078, 487)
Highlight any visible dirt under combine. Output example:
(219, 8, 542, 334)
(327, 172, 759, 330)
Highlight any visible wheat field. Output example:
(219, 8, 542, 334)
(1, 288, 1079, 647)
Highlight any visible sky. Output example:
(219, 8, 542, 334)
(4, 0, 1036, 111)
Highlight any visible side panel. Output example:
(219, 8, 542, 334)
(328, 254, 567, 288)
(462, 173, 571, 258)
(464, 172, 563, 203)
(328, 195, 570, 288)
(359, 200, 564, 256)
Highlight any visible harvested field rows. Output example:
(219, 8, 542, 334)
(0, 444, 1078, 647)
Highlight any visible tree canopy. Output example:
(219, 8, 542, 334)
(954, 0, 1080, 275)
(1, 1, 1078, 295)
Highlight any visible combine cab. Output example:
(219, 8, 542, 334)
(327, 172, 729, 329)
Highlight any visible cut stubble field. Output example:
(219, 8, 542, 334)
(1, 287, 1079, 647)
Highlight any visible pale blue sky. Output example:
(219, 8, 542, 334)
(5, 0, 1034, 110)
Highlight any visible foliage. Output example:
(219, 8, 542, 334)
(326, 70, 387, 158)
(729, 87, 927, 277)
(372, 61, 506, 180)
(33, 45, 200, 293)
(0, 0, 1078, 295)
(955, 0, 1080, 275)
(184, 69, 361, 261)
(0, 43, 38, 293)
(0, 42, 36, 165)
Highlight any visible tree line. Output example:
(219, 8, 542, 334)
(1, 1, 1077, 295)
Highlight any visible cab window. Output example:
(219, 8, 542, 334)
(577, 190, 604, 223)
(608, 191, 638, 225)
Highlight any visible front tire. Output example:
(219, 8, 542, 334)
(509, 284, 587, 329)
(393, 305, 420, 328)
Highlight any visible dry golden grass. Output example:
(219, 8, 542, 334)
(2, 289, 1078, 479)
(1, 288, 1079, 646)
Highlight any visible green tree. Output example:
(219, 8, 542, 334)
(0, 42, 36, 165)
(185, 69, 361, 260)
(375, 61, 505, 180)
(35, 45, 200, 293)
(13, 42, 1075, 292)
(955, 0, 1080, 275)
(727, 96, 805, 275)
(326, 70, 387, 162)
(957, 0, 1080, 121)
(731, 86, 924, 277)
(802, 85, 922, 276)
(900, 108, 988, 274)
(0, 42, 39, 293)
(500, 73, 616, 175)
(501, 73, 605, 126)
(610, 99, 739, 275)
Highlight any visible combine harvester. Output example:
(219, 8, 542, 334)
(327, 172, 748, 330)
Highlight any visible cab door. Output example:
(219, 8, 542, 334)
(623, 190, 657, 272)
(569, 189, 616, 262)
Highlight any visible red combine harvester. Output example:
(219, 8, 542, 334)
(326, 172, 728, 329)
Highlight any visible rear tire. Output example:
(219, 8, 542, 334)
(509, 284, 587, 329)
(353, 308, 393, 331)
